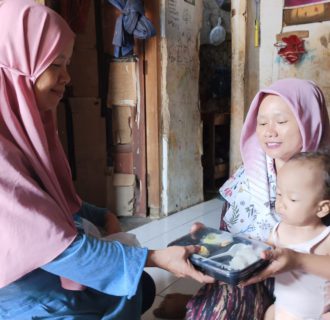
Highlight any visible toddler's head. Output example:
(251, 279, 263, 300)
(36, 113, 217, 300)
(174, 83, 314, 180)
(275, 150, 330, 226)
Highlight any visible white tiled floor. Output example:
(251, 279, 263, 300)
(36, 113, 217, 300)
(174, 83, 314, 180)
(129, 198, 224, 320)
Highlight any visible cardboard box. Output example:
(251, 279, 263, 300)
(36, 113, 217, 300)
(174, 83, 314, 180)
(113, 151, 134, 174)
(112, 173, 135, 216)
(107, 61, 137, 107)
(112, 105, 133, 144)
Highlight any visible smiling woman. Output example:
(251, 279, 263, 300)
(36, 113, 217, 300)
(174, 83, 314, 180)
(223, 78, 330, 241)
(0, 1, 214, 319)
(256, 94, 303, 170)
(185, 78, 330, 320)
(33, 44, 73, 112)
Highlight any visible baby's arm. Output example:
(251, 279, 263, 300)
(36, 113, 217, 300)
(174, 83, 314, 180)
(264, 304, 274, 320)
(319, 236, 330, 319)
(297, 233, 330, 279)
(243, 232, 330, 286)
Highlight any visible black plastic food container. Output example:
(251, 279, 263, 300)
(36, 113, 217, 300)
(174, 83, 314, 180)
(168, 227, 271, 285)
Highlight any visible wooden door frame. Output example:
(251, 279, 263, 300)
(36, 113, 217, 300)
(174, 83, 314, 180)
(144, 0, 161, 217)
(144, 0, 251, 214)
(230, 0, 247, 172)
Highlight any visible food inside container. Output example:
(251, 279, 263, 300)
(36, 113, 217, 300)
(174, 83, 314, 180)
(168, 227, 271, 285)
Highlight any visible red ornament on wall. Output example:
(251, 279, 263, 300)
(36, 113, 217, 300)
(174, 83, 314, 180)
(274, 34, 306, 64)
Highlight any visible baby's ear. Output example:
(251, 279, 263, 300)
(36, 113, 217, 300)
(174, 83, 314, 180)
(317, 200, 330, 218)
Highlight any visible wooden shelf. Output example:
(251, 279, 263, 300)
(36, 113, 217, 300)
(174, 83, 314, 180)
(202, 111, 230, 191)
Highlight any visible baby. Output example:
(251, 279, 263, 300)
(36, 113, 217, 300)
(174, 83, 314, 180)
(264, 151, 330, 320)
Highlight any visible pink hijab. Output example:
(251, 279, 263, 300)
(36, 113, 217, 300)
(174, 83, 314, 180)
(241, 78, 330, 174)
(220, 78, 330, 240)
(0, 0, 81, 287)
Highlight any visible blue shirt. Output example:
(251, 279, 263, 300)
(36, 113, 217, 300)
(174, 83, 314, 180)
(0, 203, 148, 319)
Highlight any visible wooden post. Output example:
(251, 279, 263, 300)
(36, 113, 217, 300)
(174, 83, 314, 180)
(230, 0, 247, 172)
(144, 0, 161, 217)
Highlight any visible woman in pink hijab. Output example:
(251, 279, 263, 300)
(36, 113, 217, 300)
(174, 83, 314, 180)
(0, 1, 214, 319)
(184, 78, 330, 320)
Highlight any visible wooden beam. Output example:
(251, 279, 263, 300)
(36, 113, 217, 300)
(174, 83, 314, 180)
(144, 0, 161, 217)
(276, 30, 309, 42)
(230, 0, 247, 172)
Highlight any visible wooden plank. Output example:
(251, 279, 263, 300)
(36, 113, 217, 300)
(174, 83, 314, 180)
(102, 2, 119, 55)
(133, 45, 147, 217)
(276, 30, 309, 42)
(69, 48, 98, 97)
(230, 0, 247, 173)
(74, 0, 96, 49)
(144, 0, 161, 217)
(69, 98, 107, 207)
(284, 3, 330, 25)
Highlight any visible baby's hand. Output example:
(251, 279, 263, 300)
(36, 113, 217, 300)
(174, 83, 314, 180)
(322, 312, 330, 320)
(239, 247, 298, 286)
(104, 212, 121, 235)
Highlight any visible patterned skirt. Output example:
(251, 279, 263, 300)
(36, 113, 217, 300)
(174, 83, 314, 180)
(185, 279, 274, 320)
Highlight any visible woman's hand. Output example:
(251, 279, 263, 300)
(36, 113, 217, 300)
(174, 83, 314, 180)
(240, 247, 299, 286)
(104, 212, 122, 235)
(146, 245, 215, 284)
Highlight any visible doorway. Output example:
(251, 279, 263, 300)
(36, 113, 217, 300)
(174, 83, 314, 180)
(199, 0, 232, 200)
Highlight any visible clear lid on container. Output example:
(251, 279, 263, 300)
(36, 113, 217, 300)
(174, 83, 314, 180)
(168, 227, 271, 285)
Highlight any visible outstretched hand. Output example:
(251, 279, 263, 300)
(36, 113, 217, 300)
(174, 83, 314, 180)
(240, 247, 299, 286)
(147, 245, 215, 284)
(104, 212, 122, 235)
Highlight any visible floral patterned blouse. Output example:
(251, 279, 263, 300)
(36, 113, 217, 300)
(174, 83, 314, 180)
(219, 156, 279, 241)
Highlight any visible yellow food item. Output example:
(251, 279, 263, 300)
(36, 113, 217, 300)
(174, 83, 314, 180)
(202, 232, 233, 247)
(198, 245, 210, 256)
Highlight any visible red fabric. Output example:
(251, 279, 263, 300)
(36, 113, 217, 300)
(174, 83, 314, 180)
(285, 0, 328, 7)
(276, 35, 306, 64)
